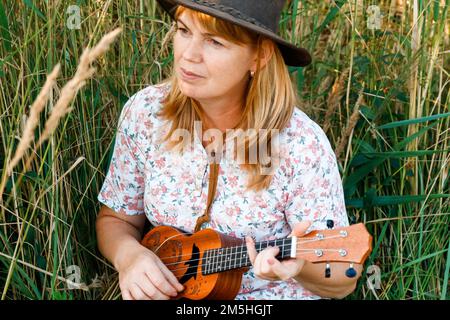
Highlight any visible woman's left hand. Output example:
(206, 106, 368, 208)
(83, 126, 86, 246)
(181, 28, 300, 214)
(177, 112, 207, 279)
(245, 221, 311, 281)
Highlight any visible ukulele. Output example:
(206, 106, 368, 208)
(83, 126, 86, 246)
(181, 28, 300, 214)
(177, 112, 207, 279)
(141, 223, 372, 300)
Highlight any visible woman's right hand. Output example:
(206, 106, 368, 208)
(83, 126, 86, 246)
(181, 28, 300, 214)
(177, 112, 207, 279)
(116, 245, 185, 300)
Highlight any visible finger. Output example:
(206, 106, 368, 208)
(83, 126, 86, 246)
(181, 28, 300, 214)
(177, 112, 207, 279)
(138, 280, 170, 300)
(129, 284, 148, 300)
(121, 289, 133, 301)
(258, 246, 280, 276)
(268, 257, 294, 281)
(289, 221, 312, 237)
(146, 260, 180, 296)
(145, 269, 178, 298)
(245, 236, 258, 265)
(251, 246, 277, 280)
(157, 260, 185, 292)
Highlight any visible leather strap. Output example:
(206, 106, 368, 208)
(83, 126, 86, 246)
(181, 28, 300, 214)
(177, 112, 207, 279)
(194, 162, 220, 232)
(194, 128, 230, 232)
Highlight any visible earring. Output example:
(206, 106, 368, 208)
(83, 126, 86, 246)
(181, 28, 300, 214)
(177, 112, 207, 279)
(250, 70, 255, 78)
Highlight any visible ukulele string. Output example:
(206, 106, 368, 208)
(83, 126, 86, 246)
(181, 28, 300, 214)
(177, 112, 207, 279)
(157, 233, 346, 265)
(160, 240, 348, 276)
(167, 249, 344, 273)
(168, 250, 342, 279)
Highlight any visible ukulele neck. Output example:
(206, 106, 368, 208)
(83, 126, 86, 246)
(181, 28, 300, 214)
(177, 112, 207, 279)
(201, 237, 295, 275)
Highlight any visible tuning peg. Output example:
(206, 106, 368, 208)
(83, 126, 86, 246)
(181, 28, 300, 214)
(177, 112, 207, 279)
(326, 219, 334, 229)
(325, 263, 331, 278)
(345, 263, 357, 278)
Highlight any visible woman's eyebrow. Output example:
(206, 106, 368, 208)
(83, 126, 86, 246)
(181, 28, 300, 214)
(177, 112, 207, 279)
(177, 18, 217, 37)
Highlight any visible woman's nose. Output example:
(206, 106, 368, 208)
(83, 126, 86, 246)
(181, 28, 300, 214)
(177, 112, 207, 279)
(182, 38, 203, 62)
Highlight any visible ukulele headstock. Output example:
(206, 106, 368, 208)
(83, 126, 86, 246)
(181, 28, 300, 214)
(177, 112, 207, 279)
(295, 223, 372, 264)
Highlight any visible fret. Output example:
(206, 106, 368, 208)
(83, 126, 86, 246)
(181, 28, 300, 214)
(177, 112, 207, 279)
(240, 244, 247, 267)
(212, 248, 217, 274)
(218, 248, 223, 272)
(225, 247, 231, 271)
(208, 249, 213, 274)
(237, 244, 242, 267)
(210, 249, 214, 274)
(223, 248, 227, 271)
(221, 248, 226, 271)
(217, 248, 223, 272)
(227, 247, 230, 271)
(236, 244, 242, 268)
(281, 238, 286, 259)
(204, 249, 210, 275)
(202, 249, 208, 275)
(285, 238, 289, 258)
(230, 246, 234, 270)
(229, 246, 235, 271)
(275, 239, 283, 259)
(224, 247, 228, 271)
(286, 238, 293, 258)
(232, 245, 237, 269)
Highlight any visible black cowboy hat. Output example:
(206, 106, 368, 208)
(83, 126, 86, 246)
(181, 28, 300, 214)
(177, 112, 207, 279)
(156, 0, 312, 67)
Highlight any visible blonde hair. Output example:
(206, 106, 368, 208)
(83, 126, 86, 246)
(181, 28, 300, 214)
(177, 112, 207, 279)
(157, 5, 300, 192)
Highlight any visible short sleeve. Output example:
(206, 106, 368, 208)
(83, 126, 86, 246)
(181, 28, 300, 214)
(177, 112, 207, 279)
(97, 91, 148, 216)
(284, 120, 349, 232)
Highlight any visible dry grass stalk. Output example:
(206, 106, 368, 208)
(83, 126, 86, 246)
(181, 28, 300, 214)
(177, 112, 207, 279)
(0, 28, 122, 198)
(6, 64, 61, 175)
(323, 68, 350, 134)
(25, 28, 122, 171)
(0, 65, 60, 197)
(335, 89, 365, 161)
(406, 0, 423, 194)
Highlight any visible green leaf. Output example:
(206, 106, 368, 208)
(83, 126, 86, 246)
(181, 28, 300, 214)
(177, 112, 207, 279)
(23, 0, 46, 21)
(315, 0, 347, 35)
(361, 149, 450, 158)
(346, 193, 450, 208)
(383, 249, 448, 278)
(343, 157, 386, 197)
(377, 112, 450, 130)
(394, 121, 439, 150)
(0, 2, 12, 52)
(441, 238, 450, 300)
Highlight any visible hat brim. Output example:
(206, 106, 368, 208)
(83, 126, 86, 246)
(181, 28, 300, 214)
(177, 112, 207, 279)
(156, 0, 312, 67)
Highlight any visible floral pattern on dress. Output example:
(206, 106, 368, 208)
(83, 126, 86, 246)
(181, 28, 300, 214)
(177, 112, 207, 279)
(98, 82, 349, 300)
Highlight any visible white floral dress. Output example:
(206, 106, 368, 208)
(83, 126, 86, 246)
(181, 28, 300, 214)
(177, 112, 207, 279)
(98, 82, 349, 300)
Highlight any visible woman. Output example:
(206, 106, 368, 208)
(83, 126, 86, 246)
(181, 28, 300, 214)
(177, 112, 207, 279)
(96, 0, 362, 300)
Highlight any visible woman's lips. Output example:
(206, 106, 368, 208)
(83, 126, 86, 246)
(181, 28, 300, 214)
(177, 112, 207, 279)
(180, 68, 204, 80)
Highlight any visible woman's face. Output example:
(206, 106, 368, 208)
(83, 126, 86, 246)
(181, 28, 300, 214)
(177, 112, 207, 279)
(173, 11, 257, 103)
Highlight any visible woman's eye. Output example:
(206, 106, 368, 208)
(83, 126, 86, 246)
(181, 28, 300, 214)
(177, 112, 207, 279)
(176, 26, 222, 47)
(177, 27, 189, 35)
(209, 39, 223, 47)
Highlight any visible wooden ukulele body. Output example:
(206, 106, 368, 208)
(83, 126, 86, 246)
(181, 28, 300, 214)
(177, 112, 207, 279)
(141, 226, 248, 300)
(141, 223, 373, 300)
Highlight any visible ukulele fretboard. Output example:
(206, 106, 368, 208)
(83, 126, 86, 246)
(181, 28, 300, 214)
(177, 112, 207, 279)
(201, 238, 294, 275)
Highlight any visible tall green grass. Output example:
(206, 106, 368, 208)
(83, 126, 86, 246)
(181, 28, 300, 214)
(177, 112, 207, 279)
(0, 0, 449, 300)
